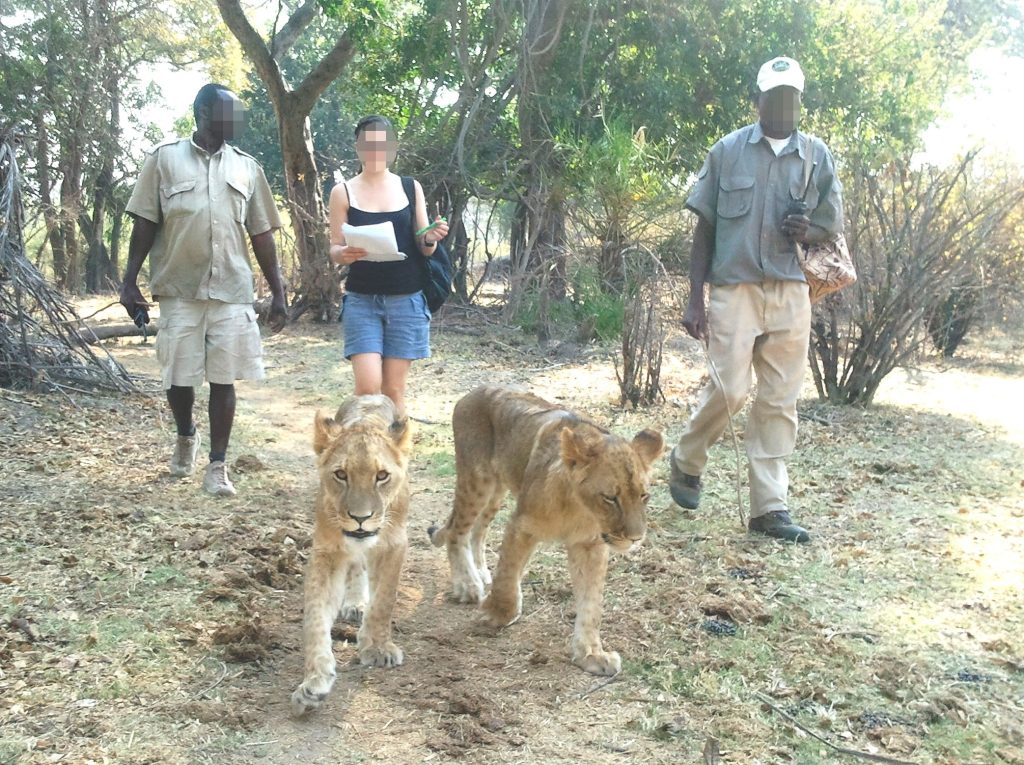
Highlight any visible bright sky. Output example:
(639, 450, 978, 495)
(919, 47, 1024, 168)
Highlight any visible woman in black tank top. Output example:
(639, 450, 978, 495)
(327, 116, 449, 418)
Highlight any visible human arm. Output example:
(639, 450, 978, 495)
(413, 180, 448, 257)
(682, 215, 714, 342)
(119, 215, 158, 324)
(251, 230, 287, 333)
(784, 141, 844, 245)
(327, 182, 368, 265)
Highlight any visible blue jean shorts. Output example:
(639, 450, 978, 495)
(340, 291, 431, 360)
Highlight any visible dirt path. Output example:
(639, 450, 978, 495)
(3, 313, 1023, 765)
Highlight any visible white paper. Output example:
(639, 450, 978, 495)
(341, 221, 407, 262)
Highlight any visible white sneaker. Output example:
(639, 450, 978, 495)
(203, 460, 237, 497)
(169, 432, 201, 478)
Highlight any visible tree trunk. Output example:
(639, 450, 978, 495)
(34, 114, 65, 285)
(514, 0, 570, 306)
(280, 109, 336, 320)
(215, 0, 357, 321)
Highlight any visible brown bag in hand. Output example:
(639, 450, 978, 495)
(798, 138, 856, 303)
(798, 235, 856, 303)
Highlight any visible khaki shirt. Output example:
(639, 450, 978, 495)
(686, 123, 844, 286)
(126, 137, 282, 304)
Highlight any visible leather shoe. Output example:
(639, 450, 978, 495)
(668, 460, 701, 509)
(748, 511, 810, 543)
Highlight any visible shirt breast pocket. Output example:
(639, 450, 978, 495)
(718, 176, 754, 219)
(160, 179, 198, 220)
(227, 176, 252, 226)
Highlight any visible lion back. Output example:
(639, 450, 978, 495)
(452, 386, 583, 489)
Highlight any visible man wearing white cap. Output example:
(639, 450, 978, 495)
(667, 56, 844, 543)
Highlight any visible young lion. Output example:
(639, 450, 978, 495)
(429, 386, 663, 676)
(291, 395, 411, 715)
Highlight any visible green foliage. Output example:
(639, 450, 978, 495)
(515, 264, 625, 341)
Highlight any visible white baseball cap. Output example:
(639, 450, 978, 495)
(757, 57, 805, 93)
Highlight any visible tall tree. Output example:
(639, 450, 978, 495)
(216, 0, 385, 320)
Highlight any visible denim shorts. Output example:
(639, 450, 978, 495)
(340, 291, 431, 360)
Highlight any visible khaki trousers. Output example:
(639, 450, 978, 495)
(672, 281, 811, 517)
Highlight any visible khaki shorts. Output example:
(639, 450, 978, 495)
(156, 298, 264, 388)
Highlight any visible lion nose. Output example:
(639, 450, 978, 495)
(347, 508, 373, 523)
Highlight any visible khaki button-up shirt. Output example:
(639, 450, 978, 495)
(125, 137, 282, 304)
(686, 123, 844, 286)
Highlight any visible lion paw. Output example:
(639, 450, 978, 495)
(358, 641, 404, 668)
(481, 594, 520, 628)
(573, 649, 621, 677)
(477, 565, 492, 586)
(450, 576, 485, 604)
(339, 603, 364, 623)
(290, 670, 336, 716)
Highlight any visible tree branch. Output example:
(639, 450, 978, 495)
(216, 0, 288, 105)
(291, 30, 357, 115)
(270, 0, 318, 60)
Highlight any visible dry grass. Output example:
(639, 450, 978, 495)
(1, 301, 1022, 765)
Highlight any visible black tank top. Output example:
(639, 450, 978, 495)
(343, 185, 422, 296)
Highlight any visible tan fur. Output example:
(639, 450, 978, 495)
(429, 386, 663, 676)
(291, 395, 412, 716)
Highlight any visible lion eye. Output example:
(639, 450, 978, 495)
(333, 469, 347, 482)
(376, 470, 390, 483)
(601, 493, 618, 506)
(641, 492, 651, 503)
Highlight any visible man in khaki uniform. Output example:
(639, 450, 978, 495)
(668, 57, 844, 542)
(119, 83, 287, 497)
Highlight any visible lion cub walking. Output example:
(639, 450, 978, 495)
(291, 395, 411, 715)
(429, 386, 663, 676)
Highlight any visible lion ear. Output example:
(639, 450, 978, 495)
(313, 411, 341, 455)
(560, 427, 602, 468)
(390, 416, 412, 453)
(631, 429, 664, 468)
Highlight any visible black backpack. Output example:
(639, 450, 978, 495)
(400, 176, 453, 314)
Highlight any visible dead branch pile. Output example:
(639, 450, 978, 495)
(0, 132, 136, 394)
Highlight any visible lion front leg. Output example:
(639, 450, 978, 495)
(481, 518, 538, 628)
(291, 547, 347, 715)
(567, 542, 620, 676)
(339, 560, 368, 623)
(357, 537, 407, 668)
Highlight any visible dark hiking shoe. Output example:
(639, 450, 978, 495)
(748, 511, 810, 543)
(669, 461, 702, 509)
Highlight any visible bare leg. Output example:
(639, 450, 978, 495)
(350, 353, 383, 396)
(166, 385, 195, 435)
(381, 357, 412, 418)
(208, 382, 235, 458)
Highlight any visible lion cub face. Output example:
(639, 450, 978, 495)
(313, 402, 411, 544)
(561, 426, 664, 552)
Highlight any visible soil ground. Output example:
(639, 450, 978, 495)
(2, 301, 1022, 765)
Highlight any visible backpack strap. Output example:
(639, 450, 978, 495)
(800, 134, 817, 200)
(400, 176, 416, 212)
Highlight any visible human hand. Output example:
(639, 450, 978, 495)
(119, 282, 151, 326)
(425, 216, 449, 243)
(682, 300, 707, 343)
(268, 294, 288, 334)
(781, 213, 811, 242)
(338, 245, 368, 265)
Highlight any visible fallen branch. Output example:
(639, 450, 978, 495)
(80, 322, 160, 343)
(754, 692, 919, 765)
